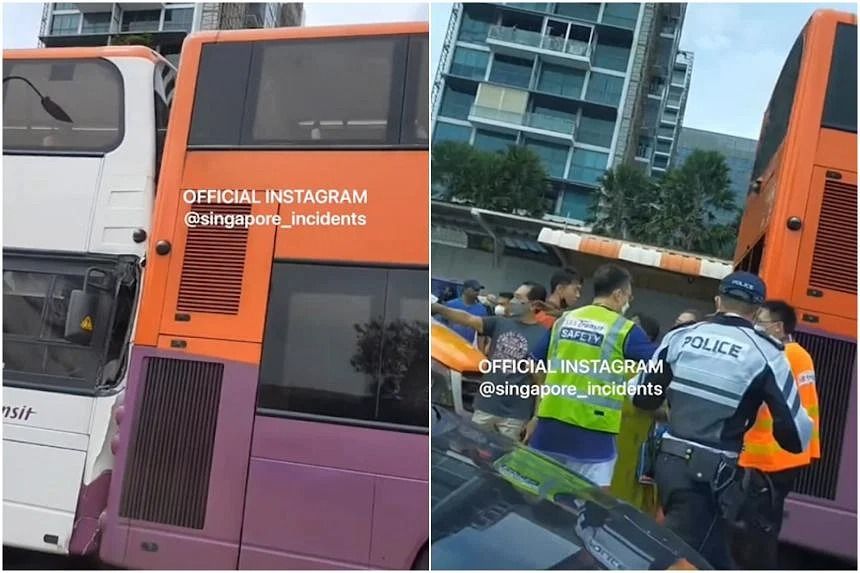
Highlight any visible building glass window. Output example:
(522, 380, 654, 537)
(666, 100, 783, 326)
(121, 10, 161, 32)
(489, 55, 533, 89)
(460, 7, 494, 43)
(524, 138, 568, 178)
(537, 64, 584, 99)
(559, 189, 592, 221)
(53, 3, 76, 10)
(50, 14, 80, 35)
(554, 3, 600, 22)
(585, 72, 624, 106)
(433, 122, 472, 145)
(671, 68, 686, 86)
(474, 130, 516, 153)
(593, 42, 631, 72)
(602, 3, 639, 29)
(81, 13, 110, 34)
(529, 104, 576, 134)
(450, 47, 489, 80)
(439, 85, 474, 121)
(163, 7, 194, 31)
(569, 148, 608, 185)
(662, 108, 678, 124)
(577, 115, 614, 148)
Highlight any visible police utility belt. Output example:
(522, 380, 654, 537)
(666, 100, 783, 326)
(658, 439, 776, 531)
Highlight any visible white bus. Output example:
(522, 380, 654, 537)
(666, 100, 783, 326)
(2, 46, 174, 556)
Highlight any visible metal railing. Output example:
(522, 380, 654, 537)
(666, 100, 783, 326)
(469, 105, 576, 137)
(488, 25, 591, 59)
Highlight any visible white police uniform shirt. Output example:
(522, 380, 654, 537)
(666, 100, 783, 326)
(631, 313, 813, 455)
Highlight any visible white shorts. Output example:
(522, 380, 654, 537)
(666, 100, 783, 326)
(544, 451, 618, 487)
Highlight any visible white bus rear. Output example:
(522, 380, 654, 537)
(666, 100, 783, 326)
(2, 46, 174, 556)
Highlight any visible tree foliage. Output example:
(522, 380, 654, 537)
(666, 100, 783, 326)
(110, 33, 155, 47)
(592, 150, 741, 258)
(432, 141, 549, 217)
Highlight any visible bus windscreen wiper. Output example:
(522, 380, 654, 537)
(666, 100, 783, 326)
(3, 75, 73, 123)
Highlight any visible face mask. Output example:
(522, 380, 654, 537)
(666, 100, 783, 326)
(494, 304, 507, 317)
(621, 301, 631, 315)
(508, 300, 528, 318)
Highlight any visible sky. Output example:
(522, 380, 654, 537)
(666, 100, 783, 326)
(430, 2, 857, 140)
(1, 2, 428, 50)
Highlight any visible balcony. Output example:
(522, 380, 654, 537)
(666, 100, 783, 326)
(75, 3, 112, 13)
(468, 105, 576, 140)
(486, 24, 594, 70)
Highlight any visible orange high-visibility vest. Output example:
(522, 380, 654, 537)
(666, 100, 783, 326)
(740, 342, 821, 472)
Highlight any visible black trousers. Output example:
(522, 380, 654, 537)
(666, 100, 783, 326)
(654, 453, 735, 570)
(731, 466, 800, 569)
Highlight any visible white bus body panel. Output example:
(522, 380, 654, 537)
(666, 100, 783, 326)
(3, 387, 93, 553)
(2, 57, 156, 258)
(2, 55, 158, 554)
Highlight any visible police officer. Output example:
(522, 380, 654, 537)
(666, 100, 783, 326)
(631, 271, 813, 569)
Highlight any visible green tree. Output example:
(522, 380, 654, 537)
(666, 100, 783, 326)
(432, 141, 549, 217)
(110, 33, 155, 47)
(590, 164, 657, 241)
(649, 150, 738, 254)
(588, 150, 740, 258)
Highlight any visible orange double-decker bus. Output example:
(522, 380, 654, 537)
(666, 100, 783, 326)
(98, 22, 429, 569)
(734, 10, 856, 560)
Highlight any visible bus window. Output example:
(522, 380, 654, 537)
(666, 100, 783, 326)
(750, 32, 803, 180)
(821, 23, 857, 133)
(3, 58, 123, 154)
(245, 36, 406, 145)
(3, 270, 101, 390)
(258, 263, 428, 429)
(402, 35, 429, 145)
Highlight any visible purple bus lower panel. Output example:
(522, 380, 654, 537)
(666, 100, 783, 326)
(100, 347, 259, 569)
(781, 498, 857, 558)
(240, 416, 429, 570)
(69, 471, 111, 555)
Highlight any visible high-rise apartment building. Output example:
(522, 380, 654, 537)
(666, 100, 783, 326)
(39, 3, 305, 67)
(674, 126, 757, 222)
(431, 3, 693, 224)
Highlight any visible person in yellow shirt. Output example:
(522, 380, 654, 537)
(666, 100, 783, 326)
(734, 300, 820, 569)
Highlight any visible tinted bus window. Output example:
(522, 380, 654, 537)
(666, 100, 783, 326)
(258, 263, 428, 429)
(402, 35, 430, 145)
(2, 58, 123, 154)
(187, 43, 252, 146)
(821, 23, 857, 133)
(189, 35, 426, 148)
(245, 36, 407, 145)
(751, 32, 804, 180)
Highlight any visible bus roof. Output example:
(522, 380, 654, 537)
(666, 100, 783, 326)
(4, 45, 166, 64)
(809, 9, 857, 27)
(185, 20, 428, 48)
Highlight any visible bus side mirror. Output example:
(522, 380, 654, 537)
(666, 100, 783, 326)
(64, 289, 99, 345)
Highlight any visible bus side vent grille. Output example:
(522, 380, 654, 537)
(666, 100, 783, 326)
(177, 202, 251, 315)
(119, 357, 223, 529)
(809, 179, 857, 295)
(791, 331, 855, 500)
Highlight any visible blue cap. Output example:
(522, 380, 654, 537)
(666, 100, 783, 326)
(719, 271, 766, 305)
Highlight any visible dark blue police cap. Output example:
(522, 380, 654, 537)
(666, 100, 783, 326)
(719, 271, 766, 305)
